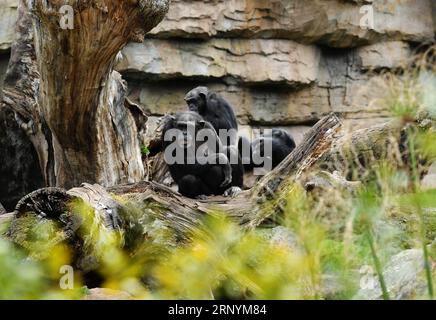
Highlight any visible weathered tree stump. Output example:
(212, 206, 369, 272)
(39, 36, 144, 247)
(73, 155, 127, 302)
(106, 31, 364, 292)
(0, 0, 170, 210)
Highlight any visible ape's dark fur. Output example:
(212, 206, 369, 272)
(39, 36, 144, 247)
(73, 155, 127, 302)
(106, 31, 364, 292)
(184, 86, 238, 146)
(162, 112, 243, 199)
(238, 136, 253, 172)
(250, 129, 296, 170)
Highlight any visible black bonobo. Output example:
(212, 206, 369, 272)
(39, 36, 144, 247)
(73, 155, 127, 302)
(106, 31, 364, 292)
(162, 112, 243, 199)
(184, 86, 238, 147)
(238, 136, 253, 172)
(250, 129, 296, 170)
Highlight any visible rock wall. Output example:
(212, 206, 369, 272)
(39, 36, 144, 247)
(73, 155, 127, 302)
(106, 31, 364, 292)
(0, 0, 18, 97)
(115, 0, 434, 141)
(1, 0, 435, 143)
(0, 0, 17, 52)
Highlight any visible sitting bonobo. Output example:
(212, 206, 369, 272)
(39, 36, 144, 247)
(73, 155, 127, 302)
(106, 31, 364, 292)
(162, 112, 243, 199)
(184, 86, 239, 147)
(243, 129, 296, 172)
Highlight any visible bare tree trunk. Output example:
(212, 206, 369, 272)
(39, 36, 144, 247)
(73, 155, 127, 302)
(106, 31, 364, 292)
(0, 1, 45, 209)
(0, 0, 169, 209)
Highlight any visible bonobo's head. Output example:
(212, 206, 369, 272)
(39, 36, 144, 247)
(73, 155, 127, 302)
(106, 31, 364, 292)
(168, 112, 201, 148)
(269, 129, 296, 149)
(165, 112, 213, 149)
(184, 86, 209, 115)
(251, 129, 296, 169)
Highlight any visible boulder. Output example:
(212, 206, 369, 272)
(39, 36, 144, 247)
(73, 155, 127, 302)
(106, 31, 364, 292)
(355, 249, 433, 300)
(257, 226, 301, 252)
(421, 162, 436, 190)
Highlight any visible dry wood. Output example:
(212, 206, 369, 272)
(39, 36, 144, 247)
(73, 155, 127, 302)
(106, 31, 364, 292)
(3, 113, 417, 277)
(316, 118, 407, 178)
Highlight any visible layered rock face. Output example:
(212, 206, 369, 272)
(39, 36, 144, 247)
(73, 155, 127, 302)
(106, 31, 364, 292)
(0, 0, 18, 93)
(1, 0, 435, 142)
(0, 0, 17, 52)
(146, 0, 433, 46)
(115, 0, 434, 140)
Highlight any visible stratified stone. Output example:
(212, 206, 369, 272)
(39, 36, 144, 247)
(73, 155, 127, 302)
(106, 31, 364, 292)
(357, 41, 412, 70)
(126, 81, 331, 125)
(149, 0, 434, 48)
(1, 1, 434, 50)
(122, 42, 398, 127)
(117, 39, 321, 86)
(0, 0, 18, 52)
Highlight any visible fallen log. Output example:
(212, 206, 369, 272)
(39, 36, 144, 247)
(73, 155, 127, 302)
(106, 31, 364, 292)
(4, 114, 422, 247)
(315, 118, 407, 179)
(3, 113, 341, 244)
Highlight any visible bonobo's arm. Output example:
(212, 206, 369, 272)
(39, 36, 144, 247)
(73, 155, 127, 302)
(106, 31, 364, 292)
(197, 148, 232, 188)
(196, 124, 233, 187)
(209, 127, 233, 187)
(212, 153, 232, 187)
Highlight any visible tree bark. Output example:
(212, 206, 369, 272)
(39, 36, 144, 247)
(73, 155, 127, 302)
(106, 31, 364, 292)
(0, 0, 169, 210)
(0, 2, 45, 210)
(315, 118, 408, 180)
